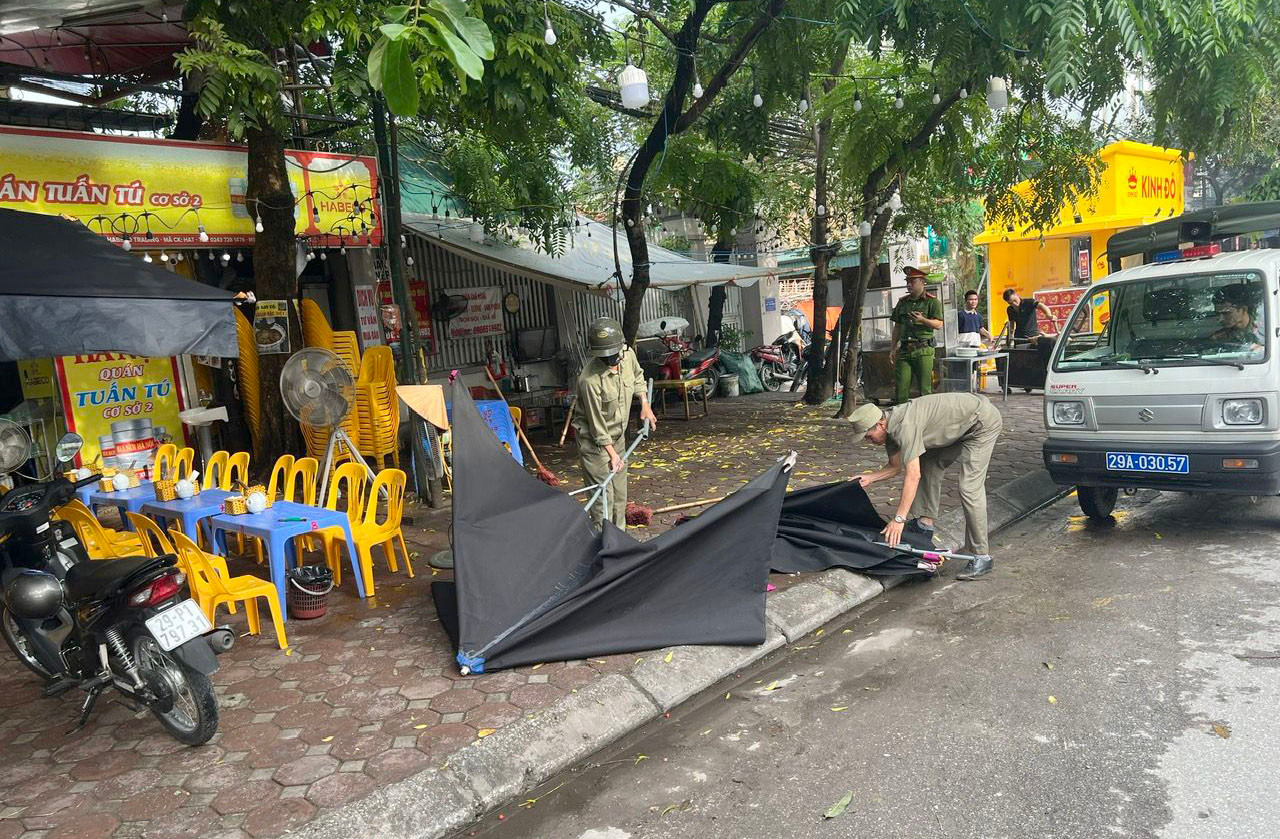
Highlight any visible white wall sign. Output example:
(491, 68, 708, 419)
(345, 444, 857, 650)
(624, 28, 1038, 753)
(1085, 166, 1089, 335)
(351, 280, 385, 349)
(444, 286, 505, 339)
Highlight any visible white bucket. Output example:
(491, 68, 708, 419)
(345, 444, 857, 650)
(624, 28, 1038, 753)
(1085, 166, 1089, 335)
(719, 373, 740, 397)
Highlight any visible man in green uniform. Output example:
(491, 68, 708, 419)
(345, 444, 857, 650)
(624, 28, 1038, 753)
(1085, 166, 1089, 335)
(847, 392, 1003, 580)
(889, 267, 943, 404)
(572, 317, 658, 529)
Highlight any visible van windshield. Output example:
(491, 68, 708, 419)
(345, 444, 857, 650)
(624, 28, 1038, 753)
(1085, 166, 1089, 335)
(1054, 270, 1268, 370)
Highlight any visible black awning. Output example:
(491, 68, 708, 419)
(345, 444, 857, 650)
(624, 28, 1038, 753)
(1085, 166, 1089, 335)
(0, 208, 237, 361)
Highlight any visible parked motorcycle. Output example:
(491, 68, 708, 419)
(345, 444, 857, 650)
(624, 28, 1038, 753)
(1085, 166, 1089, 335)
(0, 433, 233, 745)
(656, 333, 722, 398)
(749, 342, 795, 392)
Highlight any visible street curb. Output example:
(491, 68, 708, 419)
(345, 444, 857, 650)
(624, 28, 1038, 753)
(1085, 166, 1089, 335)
(287, 470, 1069, 839)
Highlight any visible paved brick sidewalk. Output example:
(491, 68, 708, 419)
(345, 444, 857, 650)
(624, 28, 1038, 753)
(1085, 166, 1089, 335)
(0, 390, 1044, 839)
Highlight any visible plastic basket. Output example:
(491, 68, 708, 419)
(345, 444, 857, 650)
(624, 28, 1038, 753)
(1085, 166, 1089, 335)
(287, 566, 334, 619)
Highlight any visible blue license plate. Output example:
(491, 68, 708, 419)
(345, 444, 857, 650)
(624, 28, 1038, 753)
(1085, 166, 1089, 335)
(1105, 452, 1189, 474)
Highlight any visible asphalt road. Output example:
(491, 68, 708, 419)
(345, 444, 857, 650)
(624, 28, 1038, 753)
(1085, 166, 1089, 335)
(457, 490, 1280, 839)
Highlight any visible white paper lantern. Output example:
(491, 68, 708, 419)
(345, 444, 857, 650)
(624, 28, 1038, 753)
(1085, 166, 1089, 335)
(859, 220, 872, 237)
(619, 63, 650, 110)
(986, 76, 1008, 111)
(692, 81, 704, 99)
(888, 191, 903, 212)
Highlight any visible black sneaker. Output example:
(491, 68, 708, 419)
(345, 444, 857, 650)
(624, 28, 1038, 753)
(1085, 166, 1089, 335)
(956, 555, 993, 581)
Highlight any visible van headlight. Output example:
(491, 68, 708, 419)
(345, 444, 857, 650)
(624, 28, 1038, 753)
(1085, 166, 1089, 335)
(1052, 401, 1085, 425)
(1223, 398, 1264, 425)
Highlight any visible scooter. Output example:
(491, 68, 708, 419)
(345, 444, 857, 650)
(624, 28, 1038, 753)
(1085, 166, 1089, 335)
(656, 333, 722, 398)
(0, 433, 234, 745)
(749, 342, 795, 392)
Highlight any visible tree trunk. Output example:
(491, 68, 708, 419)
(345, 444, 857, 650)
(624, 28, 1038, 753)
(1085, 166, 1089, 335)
(836, 209, 892, 417)
(246, 124, 304, 464)
(170, 73, 204, 141)
(705, 237, 732, 345)
(804, 117, 833, 405)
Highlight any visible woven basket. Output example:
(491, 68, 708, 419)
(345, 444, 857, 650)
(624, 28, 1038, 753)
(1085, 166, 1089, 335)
(155, 480, 177, 502)
(99, 478, 114, 492)
(224, 495, 248, 515)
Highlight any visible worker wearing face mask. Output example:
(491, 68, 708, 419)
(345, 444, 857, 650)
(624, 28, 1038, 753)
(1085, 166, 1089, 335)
(572, 317, 658, 528)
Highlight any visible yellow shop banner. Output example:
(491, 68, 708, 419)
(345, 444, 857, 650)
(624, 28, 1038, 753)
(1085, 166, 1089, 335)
(55, 354, 188, 474)
(0, 126, 381, 248)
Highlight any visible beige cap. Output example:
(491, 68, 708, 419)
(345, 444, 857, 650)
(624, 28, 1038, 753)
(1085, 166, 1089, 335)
(846, 402, 884, 435)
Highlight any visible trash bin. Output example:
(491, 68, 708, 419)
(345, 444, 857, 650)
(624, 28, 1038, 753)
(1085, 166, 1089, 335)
(719, 373, 740, 397)
(287, 565, 334, 619)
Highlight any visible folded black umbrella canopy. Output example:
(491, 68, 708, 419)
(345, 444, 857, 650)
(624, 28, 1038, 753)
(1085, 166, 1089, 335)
(434, 381, 934, 673)
(0, 208, 237, 361)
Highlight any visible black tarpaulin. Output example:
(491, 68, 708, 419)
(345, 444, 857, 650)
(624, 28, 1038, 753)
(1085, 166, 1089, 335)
(0, 208, 237, 361)
(771, 481, 936, 576)
(440, 380, 788, 673)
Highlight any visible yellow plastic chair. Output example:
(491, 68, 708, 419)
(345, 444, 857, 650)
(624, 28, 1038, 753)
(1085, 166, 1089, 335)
(56, 502, 143, 559)
(227, 451, 250, 490)
(169, 529, 288, 650)
(174, 447, 196, 480)
(267, 454, 295, 501)
(126, 513, 235, 612)
(153, 444, 178, 481)
(284, 457, 319, 505)
(346, 469, 412, 597)
(318, 462, 369, 586)
(202, 451, 230, 490)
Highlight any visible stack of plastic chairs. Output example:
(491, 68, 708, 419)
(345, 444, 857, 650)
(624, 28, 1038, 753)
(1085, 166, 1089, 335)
(298, 299, 361, 468)
(355, 346, 400, 468)
(234, 308, 262, 455)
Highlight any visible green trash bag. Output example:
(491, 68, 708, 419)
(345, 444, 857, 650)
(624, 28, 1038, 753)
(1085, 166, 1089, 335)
(718, 350, 764, 394)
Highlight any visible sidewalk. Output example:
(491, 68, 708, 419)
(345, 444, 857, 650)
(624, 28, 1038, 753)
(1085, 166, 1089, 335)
(0, 391, 1050, 839)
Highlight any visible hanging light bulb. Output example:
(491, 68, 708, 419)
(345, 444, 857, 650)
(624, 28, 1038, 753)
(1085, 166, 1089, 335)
(619, 62, 650, 109)
(176, 252, 184, 262)
(853, 93, 863, 112)
(693, 75, 704, 99)
(816, 204, 826, 217)
(752, 81, 764, 108)
(406, 255, 415, 266)
(340, 242, 347, 255)
(959, 86, 968, 99)
(236, 251, 244, 263)
(894, 90, 904, 109)
(431, 205, 439, 220)
(254, 216, 264, 233)
(159, 251, 170, 263)
(889, 191, 903, 212)
(320, 251, 327, 261)
(469, 222, 485, 243)
(799, 85, 810, 114)
(221, 251, 231, 263)
(197, 224, 209, 243)
(305, 251, 315, 262)
(932, 85, 941, 105)
(544, 7, 557, 45)
(142, 252, 153, 263)
(121, 235, 132, 252)
(986, 76, 1008, 111)
(859, 220, 872, 237)
(208, 251, 216, 261)
(311, 206, 321, 224)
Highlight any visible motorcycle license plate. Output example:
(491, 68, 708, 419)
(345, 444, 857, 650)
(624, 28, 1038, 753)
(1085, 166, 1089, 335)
(144, 599, 212, 651)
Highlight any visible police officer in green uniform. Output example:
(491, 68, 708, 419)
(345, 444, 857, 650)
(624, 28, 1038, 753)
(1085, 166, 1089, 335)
(572, 317, 658, 529)
(889, 267, 943, 404)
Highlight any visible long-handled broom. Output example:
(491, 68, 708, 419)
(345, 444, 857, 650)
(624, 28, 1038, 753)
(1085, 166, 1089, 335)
(484, 367, 561, 486)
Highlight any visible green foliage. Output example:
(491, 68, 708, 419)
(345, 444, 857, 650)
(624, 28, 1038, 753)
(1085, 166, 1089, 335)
(175, 17, 292, 138)
(717, 323, 750, 352)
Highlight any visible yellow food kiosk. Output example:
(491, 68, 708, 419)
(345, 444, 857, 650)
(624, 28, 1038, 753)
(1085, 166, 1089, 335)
(976, 141, 1187, 338)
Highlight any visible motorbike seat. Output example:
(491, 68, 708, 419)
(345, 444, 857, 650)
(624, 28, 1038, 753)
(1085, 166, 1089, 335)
(65, 556, 174, 603)
(681, 347, 717, 368)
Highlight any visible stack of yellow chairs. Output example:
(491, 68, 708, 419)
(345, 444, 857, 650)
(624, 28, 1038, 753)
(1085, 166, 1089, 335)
(234, 308, 262, 456)
(355, 346, 400, 468)
(299, 299, 361, 467)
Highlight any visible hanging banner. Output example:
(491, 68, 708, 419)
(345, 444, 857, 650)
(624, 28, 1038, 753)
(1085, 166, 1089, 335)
(376, 267, 435, 352)
(443, 287, 504, 340)
(352, 280, 385, 350)
(0, 126, 381, 247)
(253, 300, 291, 355)
(55, 354, 187, 473)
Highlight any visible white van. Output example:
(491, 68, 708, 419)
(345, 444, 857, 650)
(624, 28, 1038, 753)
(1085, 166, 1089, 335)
(1043, 246, 1280, 520)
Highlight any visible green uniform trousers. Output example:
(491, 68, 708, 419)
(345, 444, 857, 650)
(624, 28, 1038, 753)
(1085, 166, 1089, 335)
(580, 437, 628, 529)
(908, 398, 1003, 555)
(894, 346, 935, 404)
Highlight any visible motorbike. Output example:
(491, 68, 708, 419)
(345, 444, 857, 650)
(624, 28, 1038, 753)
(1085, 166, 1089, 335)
(656, 333, 722, 398)
(749, 342, 796, 392)
(0, 433, 234, 745)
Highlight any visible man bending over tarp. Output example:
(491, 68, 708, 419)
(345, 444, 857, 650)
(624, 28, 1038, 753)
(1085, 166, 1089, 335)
(433, 381, 936, 674)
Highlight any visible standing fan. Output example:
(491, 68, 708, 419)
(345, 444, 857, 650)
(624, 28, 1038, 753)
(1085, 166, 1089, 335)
(280, 348, 377, 501)
(0, 419, 32, 476)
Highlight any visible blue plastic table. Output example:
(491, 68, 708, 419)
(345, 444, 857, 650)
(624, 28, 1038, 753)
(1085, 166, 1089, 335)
(139, 489, 233, 545)
(83, 483, 156, 530)
(205, 500, 365, 619)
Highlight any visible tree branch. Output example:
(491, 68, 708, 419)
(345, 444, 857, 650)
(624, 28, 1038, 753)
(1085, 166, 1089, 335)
(611, 0, 679, 44)
(672, 0, 787, 134)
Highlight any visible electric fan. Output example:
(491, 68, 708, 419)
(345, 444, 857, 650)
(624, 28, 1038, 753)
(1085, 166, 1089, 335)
(0, 420, 32, 476)
(280, 348, 377, 501)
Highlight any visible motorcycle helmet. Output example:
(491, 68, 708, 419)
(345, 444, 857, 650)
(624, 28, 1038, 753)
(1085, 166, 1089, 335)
(587, 317, 626, 357)
(4, 570, 64, 620)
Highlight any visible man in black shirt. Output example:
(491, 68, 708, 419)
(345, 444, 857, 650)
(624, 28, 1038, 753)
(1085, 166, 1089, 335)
(1001, 289, 1058, 341)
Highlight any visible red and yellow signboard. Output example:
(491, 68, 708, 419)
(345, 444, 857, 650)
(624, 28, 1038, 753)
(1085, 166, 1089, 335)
(0, 126, 381, 247)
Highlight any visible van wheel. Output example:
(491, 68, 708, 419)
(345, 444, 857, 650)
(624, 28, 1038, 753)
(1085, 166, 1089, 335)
(1077, 486, 1118, 522)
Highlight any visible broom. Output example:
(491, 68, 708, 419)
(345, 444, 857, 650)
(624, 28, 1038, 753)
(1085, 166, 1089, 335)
(484, 367, 561, 486)
(625, 495, 725, 527)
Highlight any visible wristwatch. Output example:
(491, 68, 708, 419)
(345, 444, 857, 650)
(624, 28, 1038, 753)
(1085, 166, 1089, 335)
(893, 514, 906, 524)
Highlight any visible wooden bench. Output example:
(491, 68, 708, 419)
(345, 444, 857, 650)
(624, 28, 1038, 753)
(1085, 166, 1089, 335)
(653, 378, 709, 420)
